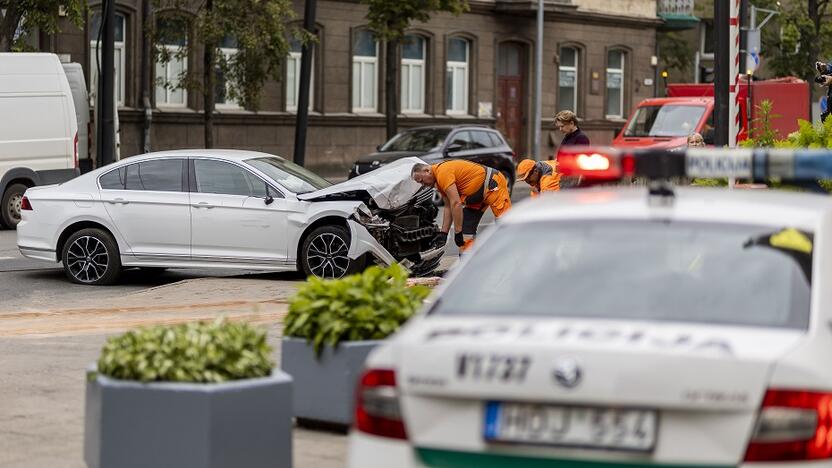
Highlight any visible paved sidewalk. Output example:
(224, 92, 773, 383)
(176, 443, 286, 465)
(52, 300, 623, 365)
(0, 258, 456, 468)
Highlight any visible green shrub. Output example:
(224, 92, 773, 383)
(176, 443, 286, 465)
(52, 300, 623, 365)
(284, 264, 430, 355)
(96, 319, 274, 383)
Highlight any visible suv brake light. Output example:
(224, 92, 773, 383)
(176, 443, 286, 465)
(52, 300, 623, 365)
(354, 369, 407, 440)
(21, 196, 32, 211)
(744, 389, 832, 461)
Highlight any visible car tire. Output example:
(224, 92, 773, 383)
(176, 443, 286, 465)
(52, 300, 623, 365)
(300, 225, 365, 279)
(61, 228, 122, 285)
(1, 183, 28, 229)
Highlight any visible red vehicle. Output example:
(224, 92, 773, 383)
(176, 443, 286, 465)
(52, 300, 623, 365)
(611, 77, 809, 149)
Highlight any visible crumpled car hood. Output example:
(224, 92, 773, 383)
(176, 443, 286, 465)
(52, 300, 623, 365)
(298, 157, 426, 210)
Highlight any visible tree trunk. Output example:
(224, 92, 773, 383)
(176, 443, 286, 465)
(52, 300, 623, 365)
(0, 6, 21, 52)
(385, 38, 399, 140)
(809, 0, 821, 120)
(203, 0, 215, 149)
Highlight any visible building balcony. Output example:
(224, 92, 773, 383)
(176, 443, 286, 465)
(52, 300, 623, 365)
(658, 0, 699, 30)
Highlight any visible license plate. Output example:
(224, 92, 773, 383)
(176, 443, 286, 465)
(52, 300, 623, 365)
(484, 402, 658, 452)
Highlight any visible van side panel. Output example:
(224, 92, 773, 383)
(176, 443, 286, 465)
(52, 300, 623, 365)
(0, 53, 78, 191)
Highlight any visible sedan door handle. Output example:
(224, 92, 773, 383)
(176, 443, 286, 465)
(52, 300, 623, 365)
(108, 198, 130, 205)
(193, 202, 216, 209)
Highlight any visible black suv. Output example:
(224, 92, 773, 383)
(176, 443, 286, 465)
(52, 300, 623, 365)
(348, 125, 517, 192)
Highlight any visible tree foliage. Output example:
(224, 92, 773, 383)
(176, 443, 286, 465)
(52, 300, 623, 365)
(152, 0, 300, 111)
(658, 31, 694, 74)
(753, 0, 832, 82)
(362, 0, 467, 42)
(0, 0, 85, 52)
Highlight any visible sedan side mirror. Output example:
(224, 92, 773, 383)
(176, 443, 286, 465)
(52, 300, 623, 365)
(265, 185, 274, 205)
(376, 144, 383, 152)
(444, 143, 464, 156)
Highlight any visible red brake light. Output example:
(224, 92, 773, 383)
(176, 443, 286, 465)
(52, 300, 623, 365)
(745, 389, 832, 461)
(557, 146, 623, 181)
(20, 196, 32, 211)
(73, 131, 79, 170)
(354, 369, 407, 440)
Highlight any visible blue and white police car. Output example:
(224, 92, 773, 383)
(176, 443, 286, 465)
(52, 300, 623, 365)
(348, 147, 832, 467)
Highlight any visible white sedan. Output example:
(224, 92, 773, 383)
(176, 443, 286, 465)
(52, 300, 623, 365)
(349, 183, 830, 467)
(17, 150, 444, 285)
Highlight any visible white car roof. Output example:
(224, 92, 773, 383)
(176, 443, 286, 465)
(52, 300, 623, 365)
(502, 187, 832, 231)
(113, 149, 278, 164)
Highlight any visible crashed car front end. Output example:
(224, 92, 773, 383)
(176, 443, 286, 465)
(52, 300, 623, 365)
(298, 157, 446, 276)
(349, 187, 445, 276)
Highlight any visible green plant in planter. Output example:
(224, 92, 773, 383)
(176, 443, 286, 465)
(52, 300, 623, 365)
(96, 319, 274, 383)
(284, 263, 430, 355)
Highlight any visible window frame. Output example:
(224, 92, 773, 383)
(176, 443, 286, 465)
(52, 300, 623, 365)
(286, 44, 314, 113)
(89, 12, 127, 107)
(446, 37, 470, 116)
(557, 46, 579, 114)
(187, 157, 283, 199)
(352, 29, 379, 114)
(401, 35, 426, 114)
(605, 49, 626, 120)
(98, 158, 187, 193)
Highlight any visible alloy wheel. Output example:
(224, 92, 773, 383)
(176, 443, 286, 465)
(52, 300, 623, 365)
(66, 236, 110, 283)
(307, 232, 350, 279)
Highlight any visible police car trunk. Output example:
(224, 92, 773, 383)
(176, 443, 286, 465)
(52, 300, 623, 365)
(353, 185, 832, 467)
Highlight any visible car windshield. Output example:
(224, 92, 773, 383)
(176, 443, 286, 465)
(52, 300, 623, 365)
(245, 157, 331, 194)
(381, 129, 451, 152)
(433, 220, 813, 330)
(624, 105, 707, 137)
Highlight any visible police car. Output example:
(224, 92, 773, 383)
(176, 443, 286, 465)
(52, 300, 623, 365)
(348, 147, 832, 467)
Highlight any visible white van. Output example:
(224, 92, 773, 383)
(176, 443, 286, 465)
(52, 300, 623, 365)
(61, 62, 91, 173)
(0, 53, 79, 228)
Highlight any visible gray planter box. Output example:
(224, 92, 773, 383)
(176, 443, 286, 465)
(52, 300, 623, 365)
(84, 367, 293, 468)
(281, 337, 380, 427)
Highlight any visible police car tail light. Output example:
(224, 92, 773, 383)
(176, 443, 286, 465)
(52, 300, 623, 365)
(744, 389, 832, 461)
(20, 196, 32, 211)
(354, 369, 407, 440)
(557, 147, 624, 181)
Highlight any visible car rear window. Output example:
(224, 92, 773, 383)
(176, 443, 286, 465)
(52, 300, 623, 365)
(433, 220, 813, 330)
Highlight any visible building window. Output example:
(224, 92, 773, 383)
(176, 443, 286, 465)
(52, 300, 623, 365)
(700, 21, 715, 57)
(446, 37, 469, 115)
(557, 46, 578, 113)
(352, 30, 378, 113)
(89, 12, 126, 107)
(401, 35, 426, 114)
(286, 38, 314, 112)
(215, 36, 240, 109)
(155, 17, 188, 107)
(606, 49, 625, 119)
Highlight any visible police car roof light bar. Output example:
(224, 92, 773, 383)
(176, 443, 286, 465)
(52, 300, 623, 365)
(557, 146, 832, 182)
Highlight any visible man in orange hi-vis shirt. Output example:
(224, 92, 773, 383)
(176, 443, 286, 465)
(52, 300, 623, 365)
(411, 160, 511, 251)
(515, 159, 560, 197)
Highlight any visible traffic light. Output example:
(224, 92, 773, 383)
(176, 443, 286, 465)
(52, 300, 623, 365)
(700, 66, 715, 83)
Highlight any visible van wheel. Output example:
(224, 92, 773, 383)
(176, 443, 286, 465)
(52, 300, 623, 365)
(61, 228, 122, 285)
(1, 183, 28, 229)
(300, 225, 365, 279)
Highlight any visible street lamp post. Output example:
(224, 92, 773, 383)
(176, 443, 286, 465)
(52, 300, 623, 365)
(532, 0, 543, 160)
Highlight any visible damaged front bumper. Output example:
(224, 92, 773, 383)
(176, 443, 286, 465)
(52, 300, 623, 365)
(347, 220, 445, 271)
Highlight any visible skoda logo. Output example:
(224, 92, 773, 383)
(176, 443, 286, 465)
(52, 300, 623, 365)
(552, 358, 582, 389)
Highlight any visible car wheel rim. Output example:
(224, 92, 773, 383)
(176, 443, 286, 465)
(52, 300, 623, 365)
(307, 232, 350, 279)
(8, 193, 21, 222)
(66, 236, 109, 283)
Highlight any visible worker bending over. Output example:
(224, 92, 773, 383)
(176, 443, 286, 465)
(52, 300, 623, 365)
(411, 160, 511, 251)
(516, 159, 560, 197)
